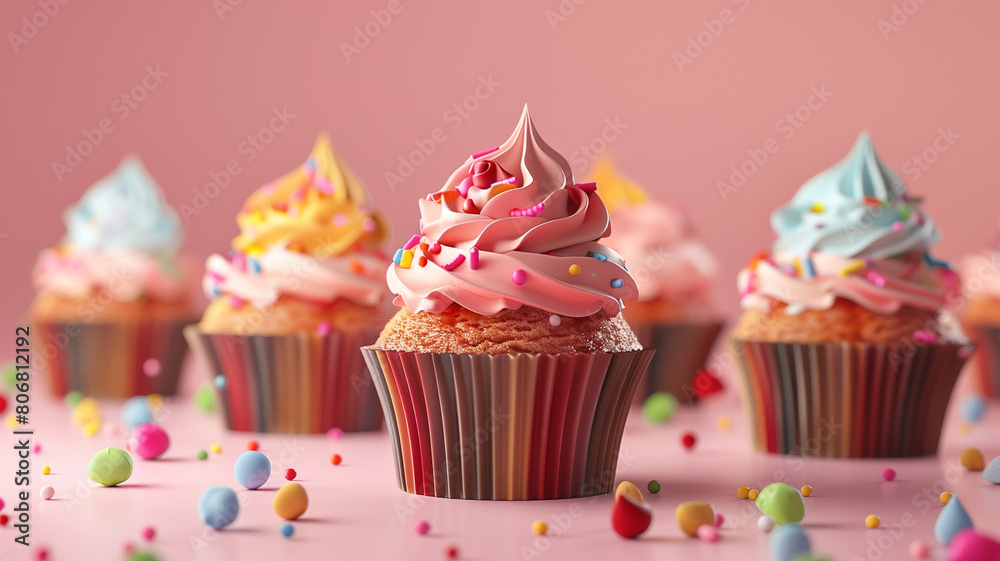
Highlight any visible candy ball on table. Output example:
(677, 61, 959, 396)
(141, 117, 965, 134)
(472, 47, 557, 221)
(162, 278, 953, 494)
(121, 397, 154, 429)
(88, 447, 133, 487)
(128, 423, 170, 460)
(198, 486, 240, 530)
(233, 451, 271, 490)
(273, 483, 309, 520)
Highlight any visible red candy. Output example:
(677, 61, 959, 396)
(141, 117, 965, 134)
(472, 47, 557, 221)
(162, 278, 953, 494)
(0, 514, 9, 525)
(692, 369, 724, 398)
(331, 454, 343, 465)
(445, 545, 459, 559)
(248, 440, 259, 451)
(681, 432, 697, 450)
(0, 392, 7, 415)
(285, 469, 297, 480)
(611, 494, 652, 539)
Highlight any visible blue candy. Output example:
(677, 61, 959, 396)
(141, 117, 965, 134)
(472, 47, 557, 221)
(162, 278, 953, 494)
(198, 486, 239, 530)
(121, 396, 154, 429)
(935, 496, 973, 544)
(770, 523, 811, 561)
(960, 394, 986, 423)
(234, 451, 271, 490)
(280, 523, 294, 537)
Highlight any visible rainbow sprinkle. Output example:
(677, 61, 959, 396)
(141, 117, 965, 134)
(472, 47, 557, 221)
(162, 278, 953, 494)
(586, 251, 608, 262)
(392, 249, 405, 265)
(611, 279, 624, 289)
(803, 255, 816, 278)
(866, 270, 887, 287)
(403, 235, 421, 250)
(810, 203, 824, 213)
(443, 254, 465, 271)
(399, 250, 414, 268)
(913, 330, 939, 344)
(469, 247, 480, 270)
(509, 202, 545, 218)
(839, 260, 866, 277)
(923, 253, 951, 269)
(471, 146, 499, 159)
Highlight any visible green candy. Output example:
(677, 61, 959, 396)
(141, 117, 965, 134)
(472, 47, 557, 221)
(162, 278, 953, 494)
(642, 392, 678, 424)
(126, 552, 161, 561)
(647, 480, 661, 494)
(88, 447, 133, 487)
(2, 361, 16, 388)
(64, 390, 84, 407)
(193, 381, 216, 413)
(756, 482, 806, 525)
(792, 555, 831, 561)
(197, 449, 208, 460)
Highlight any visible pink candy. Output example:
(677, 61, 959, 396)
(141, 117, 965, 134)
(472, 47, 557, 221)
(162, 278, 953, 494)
(913, 330, 939, 344)
(128, 423, 170, 460)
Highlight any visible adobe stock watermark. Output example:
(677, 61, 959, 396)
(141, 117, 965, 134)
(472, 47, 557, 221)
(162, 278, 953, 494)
(567, 117, 628, 175)
(877, 0, 930, 41)
(177, 106, 296, 223)
(383, 74, 501, 192)
(7, 0, 70, 54)
(340, 0, 405, 63)
(51, 65, 169, 182)
(717, 84, 834, 201)
(544, 0, 588, 31)
(672, 0, 751, 73)
(901, 126, 958, 183)
(212, 0, 244, 21)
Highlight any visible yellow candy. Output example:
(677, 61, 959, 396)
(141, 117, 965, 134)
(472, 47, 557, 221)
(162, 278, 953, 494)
(71, 397, 101, 426)
(211, 443, 222, 454)
(960, 448, 985, 471)
(615, 481, 644, 504)
(400, 249, 414, 268)
(717, 416, 732, 431)
(800, 485, 813, 497)
(6, 414, 17, 428)
(958, 423, 971, 435)
(42, 466, 51, 475)
(865, 515, 881, 528)
(810, 203, 824, 213)
(940, 492, 952, 505)
(146, 394, 164, 411)
(568, 264, 581, 276)
(83, 420, 100, 437)
(737, 486, 750, 500)
(748, 489, 759, 501)
(273, 483, 308, 520)
(532, 520, 548, 535)
(675, 502, 715, 537)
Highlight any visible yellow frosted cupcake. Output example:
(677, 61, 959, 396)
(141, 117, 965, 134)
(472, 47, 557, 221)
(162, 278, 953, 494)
(186, 135, 392, 433)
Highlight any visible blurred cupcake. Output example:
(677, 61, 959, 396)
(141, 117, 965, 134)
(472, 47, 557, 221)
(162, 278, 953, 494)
(731, 133, 971, 458)
(589, 157, 724, 404)
(30, 157, 198, 398)
(959, 229, 1000, 397)
(363, 106, 654, 500)
(185, 135, 392, 433)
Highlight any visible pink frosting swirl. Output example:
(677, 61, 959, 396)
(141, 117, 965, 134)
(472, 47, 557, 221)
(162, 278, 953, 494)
(203, 246, 389, 309)
(387, 106, 638, 316)
(34, 248, 192, 302)
(738, 250, 957, 314)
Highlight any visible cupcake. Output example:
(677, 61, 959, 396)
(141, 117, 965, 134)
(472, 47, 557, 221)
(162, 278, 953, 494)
(731, 133, 971, 458)
(959, 230, 1000, 397)
(30, 157, 198, 398)
(185, 134, 392, 433)
(362, 106, 654, 500)
(589, 157, 724, 404)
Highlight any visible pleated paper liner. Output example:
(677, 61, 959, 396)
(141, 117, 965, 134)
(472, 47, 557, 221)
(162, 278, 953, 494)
(731, 339, 972, 458)
(362, 348, 654, 500)
(184, 326, 383, 433)
(962, 325, 1000, 397)
(33, 317, 197, 398)
(629, 321, 724, 404)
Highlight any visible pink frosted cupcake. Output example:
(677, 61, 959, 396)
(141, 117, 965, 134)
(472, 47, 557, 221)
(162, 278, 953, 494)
(363, 107, 653, 500)
(589, 157, 724, 404)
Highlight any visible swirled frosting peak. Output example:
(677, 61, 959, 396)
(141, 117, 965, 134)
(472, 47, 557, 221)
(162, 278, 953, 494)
(64, 156, 181, 253)
(387, 105, 639, 317)
(738, 133, 957, 315)
(231, 134, 389, 256)
(771, 132, 939, 260)
(203, 135, 391, 309)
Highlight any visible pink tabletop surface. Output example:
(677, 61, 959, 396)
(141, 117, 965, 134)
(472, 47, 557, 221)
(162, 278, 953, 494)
(1, 354, 998, 561)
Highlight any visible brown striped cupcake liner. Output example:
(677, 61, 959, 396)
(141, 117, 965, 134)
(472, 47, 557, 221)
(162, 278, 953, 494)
(629, 321, 724, 404)
(34, 317, 197, 398)
(184, 325, 383, 433)
(731, 339, 973, 457)
(362, 348, 654, 500)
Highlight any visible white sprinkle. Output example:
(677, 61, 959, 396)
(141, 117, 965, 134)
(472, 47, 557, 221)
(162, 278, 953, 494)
(549, 315, 562, 327)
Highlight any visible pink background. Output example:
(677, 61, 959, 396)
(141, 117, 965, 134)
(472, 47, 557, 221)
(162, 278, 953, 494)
(2, 0, 999, 330)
